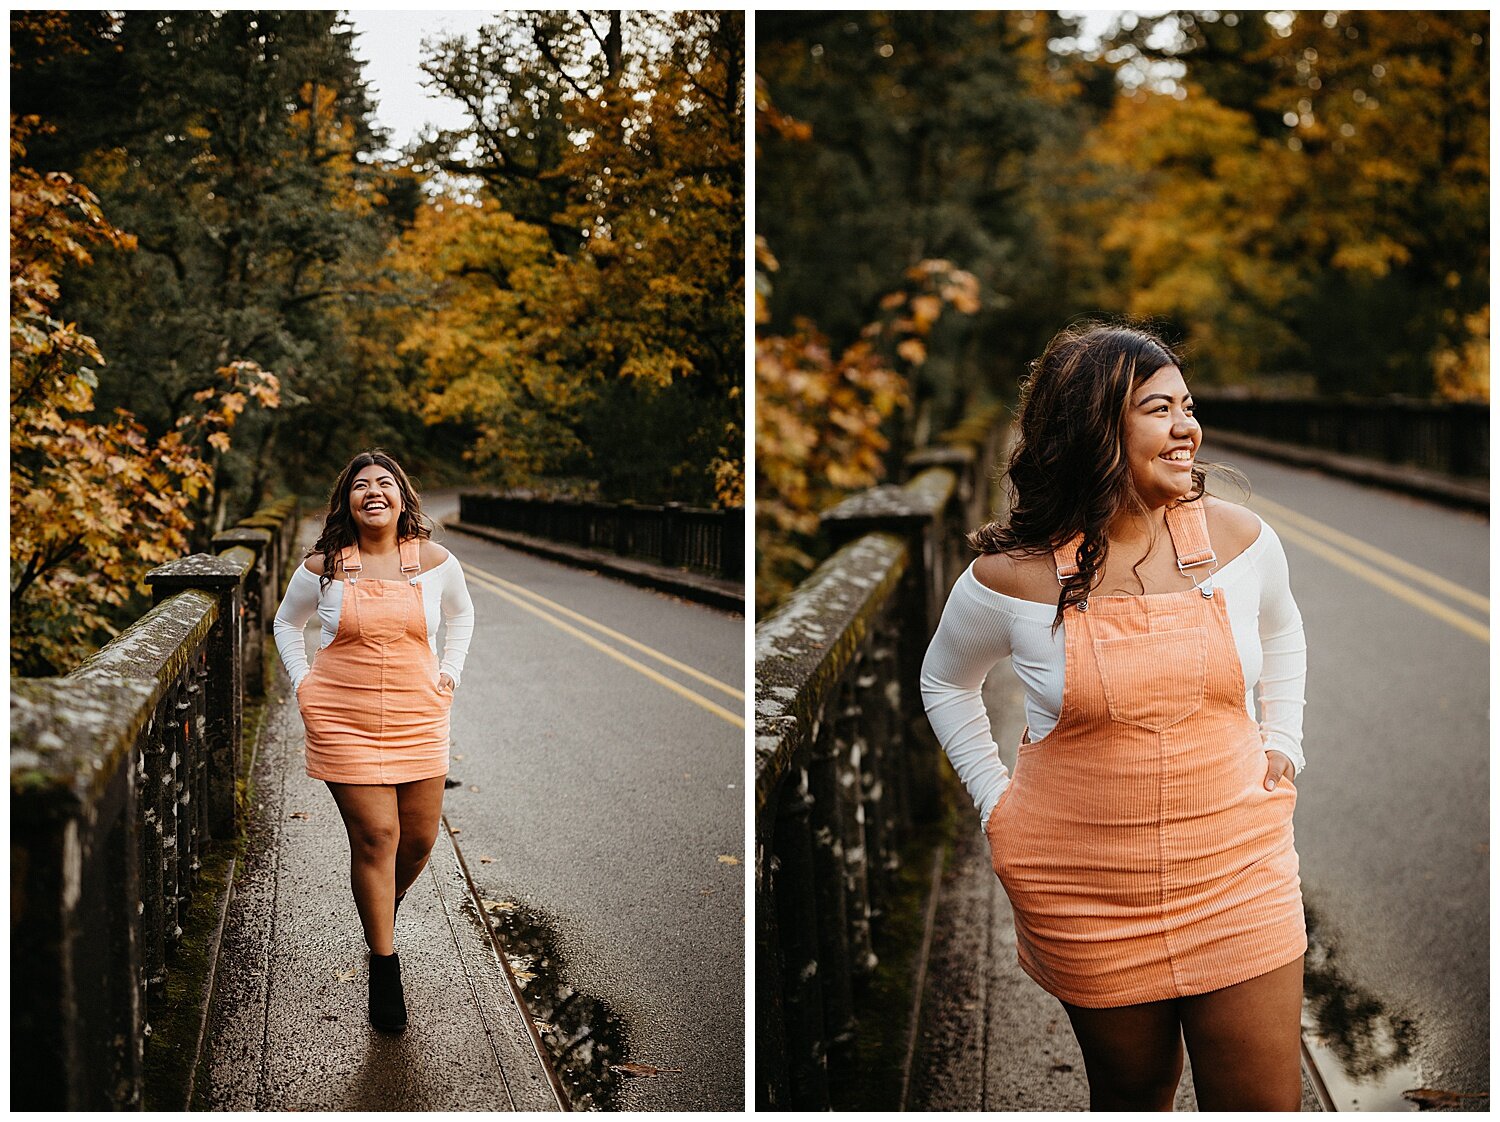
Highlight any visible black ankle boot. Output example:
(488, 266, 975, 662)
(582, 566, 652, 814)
(368, 951, 407, 1032)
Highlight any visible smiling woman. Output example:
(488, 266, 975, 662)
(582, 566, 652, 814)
(921, 321, 1310, 1110)
(272, 449, 476, 1033)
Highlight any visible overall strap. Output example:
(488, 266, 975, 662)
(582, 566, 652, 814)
(1053, 534, 1085, 582)
(339, 542, 362, 581)
(1164, 501, 1217, 572)
(399, 537, 421, 575)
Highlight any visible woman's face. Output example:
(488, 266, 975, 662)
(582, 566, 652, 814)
(1123, 364, 1200, 509)
(348, 463, 404, 534)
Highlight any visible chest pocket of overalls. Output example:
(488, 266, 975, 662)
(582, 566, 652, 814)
(1092, 626, 1207, 732)
(347, 582, 413, 646)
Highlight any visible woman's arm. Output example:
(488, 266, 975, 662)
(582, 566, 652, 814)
(436, 558, 476, 688)
(1253, 524, 1308, 775)
(920, 573, 1015, 828)
(272, 563, 322, 693)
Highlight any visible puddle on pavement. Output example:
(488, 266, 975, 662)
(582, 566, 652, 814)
(468, 894, 631, 1110)
(1301, 903, 1427, 1111)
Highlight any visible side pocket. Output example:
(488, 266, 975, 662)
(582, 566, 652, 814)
(985, 781, 1017, 877)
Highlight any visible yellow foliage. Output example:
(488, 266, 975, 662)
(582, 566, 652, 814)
(1432, 305, 1489, 402)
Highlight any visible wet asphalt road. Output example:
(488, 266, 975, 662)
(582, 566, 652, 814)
(1197, 442, 1489, 1104)
(424, 494, 746, 1111)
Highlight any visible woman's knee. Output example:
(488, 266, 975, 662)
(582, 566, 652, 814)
(347, 819, 399, 860)
(395, 828, 438, 866)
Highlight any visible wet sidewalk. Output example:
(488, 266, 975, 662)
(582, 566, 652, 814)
(199, 589, 563, 1110)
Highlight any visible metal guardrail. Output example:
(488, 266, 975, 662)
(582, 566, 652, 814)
(458, 492, 745, 581)
(1194, 393, 1488, 479)
(10, 496, 301, 1110)
(753, 405, 1006, 1109)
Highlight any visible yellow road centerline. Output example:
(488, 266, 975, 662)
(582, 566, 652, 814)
(1249, 495, 1489, 615)
(1261, 516, 1488, 644)
(460, 560, 743, 700)
(463, 568, 745, 729)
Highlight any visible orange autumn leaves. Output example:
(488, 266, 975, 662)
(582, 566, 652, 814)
(11, 117, 280, 674)
(756, 248, 979, 610)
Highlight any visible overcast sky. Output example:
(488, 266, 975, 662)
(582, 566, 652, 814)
(345, 9, 493, 154)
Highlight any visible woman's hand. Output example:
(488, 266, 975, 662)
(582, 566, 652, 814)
(1263, 749, 1295, 790)
(438, 672, 455, 694)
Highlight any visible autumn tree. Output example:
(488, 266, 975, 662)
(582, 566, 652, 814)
(407, 11, 745, 505)
(11, 11, 403, 529)
(10, 116, 278, 675)
(1081, 10, 1489, 396)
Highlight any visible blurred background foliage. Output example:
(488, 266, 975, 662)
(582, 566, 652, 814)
(756, 9, 1488, 611)
(11, 10, 743, 674)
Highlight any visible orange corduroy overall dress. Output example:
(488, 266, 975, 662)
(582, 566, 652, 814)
(985, 501, 1305, 1008)
(297, 537, 452, 785)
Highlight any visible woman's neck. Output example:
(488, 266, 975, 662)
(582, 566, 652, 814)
(356, 526, 401, 556)
(1106, 504, 1169, 545)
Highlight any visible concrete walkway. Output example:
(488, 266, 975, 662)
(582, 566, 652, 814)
(198, 537, 563, 1111)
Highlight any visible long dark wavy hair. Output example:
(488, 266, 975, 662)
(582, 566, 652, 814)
(308, 450, 434, 591)
(969, 321, 1229, 628)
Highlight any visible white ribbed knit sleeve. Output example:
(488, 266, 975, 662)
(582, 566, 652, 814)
(436, 559, 475, 688)
(272, 564, 321, 694)
(1250, 524, 1308, 775)
(920, 578, 1015, 829)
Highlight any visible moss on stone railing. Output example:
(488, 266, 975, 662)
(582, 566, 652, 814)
(754, 403, 1008, 1109)
(10, 496, 300, 1111)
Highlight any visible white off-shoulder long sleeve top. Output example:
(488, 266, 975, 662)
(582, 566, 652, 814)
(921, 517, 1307, 828)
(272, 552, 477, 693)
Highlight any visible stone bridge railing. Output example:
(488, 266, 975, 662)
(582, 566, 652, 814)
(754, 405, 1007, 1109)
(10, 496, 301, 1110)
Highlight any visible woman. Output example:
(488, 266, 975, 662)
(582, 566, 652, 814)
(921, 323, 1308, 1110)
(273, 450, 475, 1033)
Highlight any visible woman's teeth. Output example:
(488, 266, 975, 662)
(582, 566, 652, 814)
(1160, 450, 1193, 461)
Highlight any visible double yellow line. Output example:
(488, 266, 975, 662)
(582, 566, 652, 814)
(1248, 496, 1489, 643)
(460, 561, 746, 728)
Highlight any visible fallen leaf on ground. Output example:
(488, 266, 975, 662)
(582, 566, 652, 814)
(533, 1019, 557, 1033)
(717, 855, 741, 866)
(453, 753, 465, 760)
(700, 888, 717, 896)
(1404, 1088, 1488, 1109)
(288, 811, 311, 820)
(450, 827, 462, 835)
(510, 967, 536, 982)
(1049, 1063, 1074, 1074)
(483, 898, 517, 914)
(469, 785, 480, 792)
(480, 856, 495, 864)
(611, 1062, 683, 1078)
(335, 967, 358, 982)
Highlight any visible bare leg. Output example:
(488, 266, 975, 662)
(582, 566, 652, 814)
(1180, 956, 1305, 1111)
(327, 782, 399, 955)
(394, 775, 447, 899)
(1061, 997, 1185, 1110)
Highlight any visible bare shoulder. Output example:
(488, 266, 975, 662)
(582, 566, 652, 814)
(419, 538, 451, 573)
(301, 552, 325, 576)
(1202, 495, 1263, 561)
(972, 549, 1057, 603)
